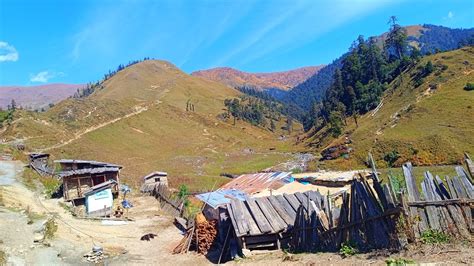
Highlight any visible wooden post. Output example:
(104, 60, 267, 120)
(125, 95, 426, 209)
(77, 177, 81, 198)
(399, 192, 415, 243)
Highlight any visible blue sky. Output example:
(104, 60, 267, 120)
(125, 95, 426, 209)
(0, 0, 473, 86)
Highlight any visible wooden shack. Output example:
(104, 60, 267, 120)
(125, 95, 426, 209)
(143, 171, 168, 186)
(56, 159, 121, 203)
(140, 171, 169, 193)
(226, 190, 333, 250)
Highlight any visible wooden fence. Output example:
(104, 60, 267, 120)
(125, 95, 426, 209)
(141, 182, 185, 217)
(291, 157, 473, 253)
(291, 176, 402, 252)
(402, 162, 473, 240)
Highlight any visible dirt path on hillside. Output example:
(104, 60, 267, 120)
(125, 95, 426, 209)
(0, 160, 209, 265)
(41, 105, 149, 152)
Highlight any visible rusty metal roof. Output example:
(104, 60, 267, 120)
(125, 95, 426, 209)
(220, 172, 292, 195)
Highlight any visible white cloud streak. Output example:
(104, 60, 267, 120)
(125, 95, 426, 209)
(448, 11, 454, 19)
(30, 71, 64, 83)
(0, 41, 19, 62)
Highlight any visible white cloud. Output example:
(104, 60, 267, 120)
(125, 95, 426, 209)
(30, 71, 64, 83)
(0, 41, 19, 62)
(447, 11, 454, 19)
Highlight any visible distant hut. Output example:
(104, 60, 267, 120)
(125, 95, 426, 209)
(141, 171, 168, 192)
(55, 159, 122, 205)
(143, 171, 168, 186)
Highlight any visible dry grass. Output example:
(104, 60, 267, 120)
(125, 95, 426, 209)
(4, 60, 302, 191)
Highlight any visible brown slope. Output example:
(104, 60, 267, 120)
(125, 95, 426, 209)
(191, 65, 324, 91)
(3, 60, 302, 190)
(0, 83, 84, 110)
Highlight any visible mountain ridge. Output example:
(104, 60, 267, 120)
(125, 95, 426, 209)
(0, 83, 84, 110)
(191, 65, 323, 91)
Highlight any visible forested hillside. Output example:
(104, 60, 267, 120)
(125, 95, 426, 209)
(311, 46, 474, 169)
(281, 23, 474, 122)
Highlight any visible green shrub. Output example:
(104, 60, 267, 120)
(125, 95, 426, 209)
(464, 82, 474, 91)
(178, 184, 190, 208)
(384, 150, 400, 167)
(339, 242, 358, 257)
(420, 229, 450, 244)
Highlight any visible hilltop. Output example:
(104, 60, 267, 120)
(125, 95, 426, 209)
(2, 60, 302, 190)
(191, 66, 323, 91)
(0, 83, 83, 110)
(313, 47, 474, 168)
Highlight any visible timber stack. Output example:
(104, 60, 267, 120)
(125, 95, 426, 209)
(195, 213, 218, 254)
(173, 213, 218, 255)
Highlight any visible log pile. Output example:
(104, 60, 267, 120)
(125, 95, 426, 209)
(195, 217, 217, 254)
(173, 213, 218, 255)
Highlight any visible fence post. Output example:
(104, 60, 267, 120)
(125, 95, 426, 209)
(398, 191, 415, 243)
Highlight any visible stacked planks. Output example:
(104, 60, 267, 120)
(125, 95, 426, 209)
(403, 162, 474, 238)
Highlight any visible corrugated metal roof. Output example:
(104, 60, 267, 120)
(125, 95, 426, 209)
(196, 189, 248, 209)
(54, 159, 122, 169)
(143, 171, 168, 180)
(219, 172, 293, 195)
(59, 167, 120, 178)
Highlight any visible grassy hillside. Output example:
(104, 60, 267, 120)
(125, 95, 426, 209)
(2, 60, 303, 190)
(315, 47, 474, 169)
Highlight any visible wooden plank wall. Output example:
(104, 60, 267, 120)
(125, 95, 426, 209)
(291, 177, 401, 253)
(226, 189, 333, 249)
(403, 163, 474, 238)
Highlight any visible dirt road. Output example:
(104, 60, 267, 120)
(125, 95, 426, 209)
(0, 160, 208, 265)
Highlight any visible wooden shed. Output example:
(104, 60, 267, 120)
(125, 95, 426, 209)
(226, 190, 332, 250)
(143, 171, 168, 186)
(56, 160, 121, 202)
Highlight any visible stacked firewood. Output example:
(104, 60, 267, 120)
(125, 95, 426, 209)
(173, 213, 218, 255)
(195, 217, 217, 254)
